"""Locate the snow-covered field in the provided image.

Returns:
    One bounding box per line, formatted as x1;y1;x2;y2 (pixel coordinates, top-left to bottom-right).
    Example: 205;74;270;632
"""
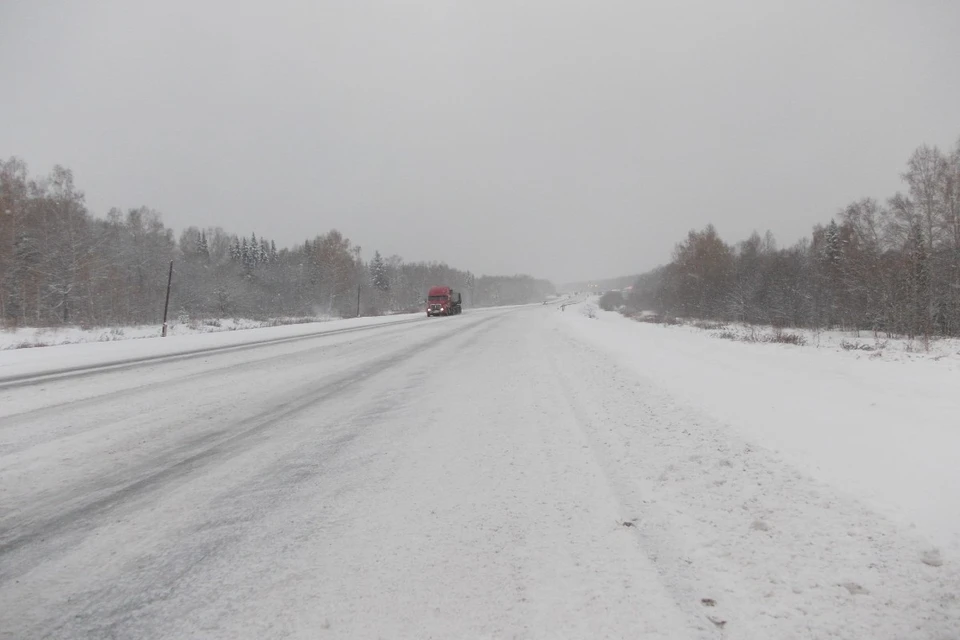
570;300;960;556
623;311;960;365
0;303;956;638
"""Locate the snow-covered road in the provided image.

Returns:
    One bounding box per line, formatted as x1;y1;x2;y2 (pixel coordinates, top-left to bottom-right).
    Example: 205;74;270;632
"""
1;305;956;639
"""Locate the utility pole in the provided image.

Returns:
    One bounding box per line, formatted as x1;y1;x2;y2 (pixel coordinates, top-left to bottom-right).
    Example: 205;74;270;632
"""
354;245;362;318
161;260;173;337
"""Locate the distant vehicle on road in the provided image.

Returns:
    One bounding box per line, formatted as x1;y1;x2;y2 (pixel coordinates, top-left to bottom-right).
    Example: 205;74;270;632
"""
426;286;462;317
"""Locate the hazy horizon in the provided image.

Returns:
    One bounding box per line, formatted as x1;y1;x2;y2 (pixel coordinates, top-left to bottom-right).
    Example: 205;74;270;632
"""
3;0;960;284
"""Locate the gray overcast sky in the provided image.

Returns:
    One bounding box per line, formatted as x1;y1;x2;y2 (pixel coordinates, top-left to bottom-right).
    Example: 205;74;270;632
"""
2;0;959;283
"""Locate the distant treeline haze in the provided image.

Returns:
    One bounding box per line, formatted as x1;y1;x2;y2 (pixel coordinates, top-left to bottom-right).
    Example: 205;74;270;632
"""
628;137;960;338
0;158;554;328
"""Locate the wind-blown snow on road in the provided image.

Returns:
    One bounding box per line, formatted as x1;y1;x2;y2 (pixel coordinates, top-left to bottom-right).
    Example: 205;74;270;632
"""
0;305;956;638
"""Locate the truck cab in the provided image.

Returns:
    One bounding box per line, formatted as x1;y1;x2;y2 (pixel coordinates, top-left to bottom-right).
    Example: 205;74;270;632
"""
426;286;463;316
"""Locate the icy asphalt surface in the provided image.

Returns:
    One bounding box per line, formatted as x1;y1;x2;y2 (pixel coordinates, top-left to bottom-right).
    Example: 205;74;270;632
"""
1;305;957;639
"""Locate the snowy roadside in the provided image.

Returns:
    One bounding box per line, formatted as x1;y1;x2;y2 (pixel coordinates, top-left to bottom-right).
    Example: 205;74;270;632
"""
0;312;425;383
0;315;358;350
621;308;960;365
0;303;551;352
557;301;960;560
546;311;960;638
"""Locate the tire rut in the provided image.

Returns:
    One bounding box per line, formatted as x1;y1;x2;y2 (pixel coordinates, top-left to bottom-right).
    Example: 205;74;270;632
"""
0;313;505;579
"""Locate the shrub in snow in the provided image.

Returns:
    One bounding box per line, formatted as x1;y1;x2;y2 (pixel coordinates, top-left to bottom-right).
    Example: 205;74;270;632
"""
13;341;46;349
769;329;806;346
839;339;887;352
692;320;728;331
598;291;624;311
622;307;653;319
581;304;599;319
711;326;806;346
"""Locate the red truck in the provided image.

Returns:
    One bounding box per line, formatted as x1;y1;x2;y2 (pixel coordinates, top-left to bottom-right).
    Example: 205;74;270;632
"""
426;286;463;317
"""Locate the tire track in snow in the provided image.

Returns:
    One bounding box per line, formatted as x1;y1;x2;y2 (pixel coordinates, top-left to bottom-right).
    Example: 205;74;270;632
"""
548;317;960;639
0;316;429;389
0;316;440;423
0;312;508;580
538;339;725;638
0;311;510;639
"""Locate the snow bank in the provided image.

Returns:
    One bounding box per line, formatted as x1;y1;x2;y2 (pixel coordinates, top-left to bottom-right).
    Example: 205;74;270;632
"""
558;302;960;557
648;317;960;364
0;316;346;350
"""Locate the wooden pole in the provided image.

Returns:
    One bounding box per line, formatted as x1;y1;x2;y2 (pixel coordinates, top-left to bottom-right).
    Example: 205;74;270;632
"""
161;260;173;337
